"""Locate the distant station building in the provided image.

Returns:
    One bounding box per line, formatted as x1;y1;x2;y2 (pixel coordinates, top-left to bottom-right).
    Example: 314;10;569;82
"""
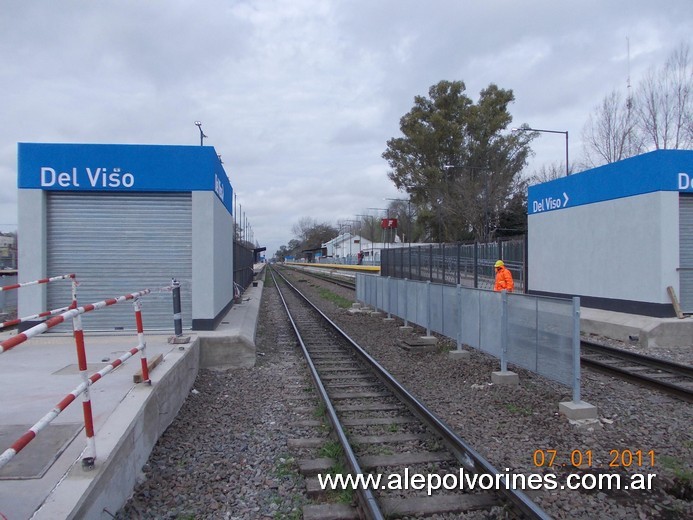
17;142;235;331
528;149;693;317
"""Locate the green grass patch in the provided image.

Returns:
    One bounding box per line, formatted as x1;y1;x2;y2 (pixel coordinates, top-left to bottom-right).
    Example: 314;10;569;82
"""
317;287;353;308
505;403;533;416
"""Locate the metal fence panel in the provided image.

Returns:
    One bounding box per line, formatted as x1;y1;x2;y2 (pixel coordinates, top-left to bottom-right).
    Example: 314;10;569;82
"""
459;287;480;349
507;294;540;371
414;280;428;329
478;290;502;357
355;275;576;390
536;297;574;385
441;284;459;339
430;282;443;334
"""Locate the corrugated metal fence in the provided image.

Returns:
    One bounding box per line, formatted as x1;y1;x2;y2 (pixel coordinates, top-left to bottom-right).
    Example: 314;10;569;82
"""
356;274;582;401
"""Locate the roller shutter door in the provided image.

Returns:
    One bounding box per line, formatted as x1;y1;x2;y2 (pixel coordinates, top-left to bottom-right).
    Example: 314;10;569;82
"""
47;192;192;331
679;194;693;313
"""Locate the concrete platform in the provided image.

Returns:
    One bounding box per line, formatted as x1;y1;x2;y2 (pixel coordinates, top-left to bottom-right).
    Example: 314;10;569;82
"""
0;277;264;520
581;307;693;350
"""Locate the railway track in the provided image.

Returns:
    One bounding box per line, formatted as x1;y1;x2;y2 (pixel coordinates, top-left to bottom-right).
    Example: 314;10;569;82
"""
282;263;357;290
581;339;693;403
270;265;551;520
287;263;693;403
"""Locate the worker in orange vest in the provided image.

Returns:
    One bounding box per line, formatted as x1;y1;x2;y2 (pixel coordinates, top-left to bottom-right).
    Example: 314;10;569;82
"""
493;260;514;292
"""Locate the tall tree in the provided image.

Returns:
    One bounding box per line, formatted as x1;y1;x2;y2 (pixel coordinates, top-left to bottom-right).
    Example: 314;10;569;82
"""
636;43;693;150
383;80;533;242
581;89;643;167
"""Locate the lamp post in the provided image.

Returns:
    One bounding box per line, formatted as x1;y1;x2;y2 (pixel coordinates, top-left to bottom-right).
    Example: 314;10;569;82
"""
367;207;390;246
512;127;569;176
345;219;361;264
194;121;207;146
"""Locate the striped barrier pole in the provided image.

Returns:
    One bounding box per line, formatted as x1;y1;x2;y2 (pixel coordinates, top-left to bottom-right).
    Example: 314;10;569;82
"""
0;339;150;471
72;312;96;470
71;275;79;310
0;273;75;292
1;289;151;355
133;297;150;384
0;306;71;330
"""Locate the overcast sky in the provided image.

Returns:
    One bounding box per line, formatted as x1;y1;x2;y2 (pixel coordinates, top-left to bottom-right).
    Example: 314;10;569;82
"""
1;1;691;256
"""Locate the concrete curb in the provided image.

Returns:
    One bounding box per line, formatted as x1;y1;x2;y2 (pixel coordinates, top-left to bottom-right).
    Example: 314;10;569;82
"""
197;279;263;369
33;340;200;520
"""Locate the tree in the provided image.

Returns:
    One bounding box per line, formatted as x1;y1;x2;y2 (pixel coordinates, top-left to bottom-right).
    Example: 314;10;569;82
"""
581;89;643;168
636;43;693;150
383;80;534;242
286;217;337;258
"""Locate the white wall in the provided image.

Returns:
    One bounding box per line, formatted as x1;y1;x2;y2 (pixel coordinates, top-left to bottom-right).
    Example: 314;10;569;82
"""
17;189;47;317
528;191;679;305
192;192;234;322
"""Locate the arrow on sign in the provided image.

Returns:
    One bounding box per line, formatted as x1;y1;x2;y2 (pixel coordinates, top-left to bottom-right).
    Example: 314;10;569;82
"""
563;192;569;206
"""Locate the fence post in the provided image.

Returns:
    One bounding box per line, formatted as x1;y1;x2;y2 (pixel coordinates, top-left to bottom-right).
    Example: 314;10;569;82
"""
572;297;581;403
386;277;392;319
72;313;96;470
426;281;432;336
172;278;182;337
70;275;78;310
456;284;462;350
473;242;479;288
404;279;409;328
500;290;508;372
133;297;150;385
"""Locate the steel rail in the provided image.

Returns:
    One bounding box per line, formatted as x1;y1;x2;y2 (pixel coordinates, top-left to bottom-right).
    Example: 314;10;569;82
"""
269;266;384;520
272;265;552;520
282;264;356;290
581;340;693;403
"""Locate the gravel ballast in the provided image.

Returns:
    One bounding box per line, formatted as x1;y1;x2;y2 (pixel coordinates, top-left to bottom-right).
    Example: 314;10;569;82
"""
118;270;692;519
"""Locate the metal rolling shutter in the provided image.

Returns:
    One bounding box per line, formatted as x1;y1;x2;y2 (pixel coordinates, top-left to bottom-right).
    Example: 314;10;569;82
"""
679;194;693;313
47;192;192;331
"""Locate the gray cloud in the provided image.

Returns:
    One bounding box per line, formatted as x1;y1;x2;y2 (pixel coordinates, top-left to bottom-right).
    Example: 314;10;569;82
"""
1;0;690;254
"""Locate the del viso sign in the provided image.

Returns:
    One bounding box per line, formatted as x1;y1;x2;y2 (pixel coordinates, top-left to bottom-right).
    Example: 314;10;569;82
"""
41;166;135;188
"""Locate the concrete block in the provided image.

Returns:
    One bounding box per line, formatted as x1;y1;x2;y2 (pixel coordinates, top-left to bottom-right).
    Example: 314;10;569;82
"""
368;311;383;317
399;325;413;332
448;350;471;361
491;370;519;386
383;317;396;323
196;281;262;369
559;400;598;420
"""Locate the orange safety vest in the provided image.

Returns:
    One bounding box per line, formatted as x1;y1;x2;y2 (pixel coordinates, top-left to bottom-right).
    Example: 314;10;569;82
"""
494;266;514;292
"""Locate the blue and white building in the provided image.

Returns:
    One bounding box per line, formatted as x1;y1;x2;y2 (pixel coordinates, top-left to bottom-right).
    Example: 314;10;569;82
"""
17;143;235;331
528;149;693;317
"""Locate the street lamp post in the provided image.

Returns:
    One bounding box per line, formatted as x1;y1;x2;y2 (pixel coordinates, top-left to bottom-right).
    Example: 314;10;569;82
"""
368;208;390;246
344;219;362;264
513;127;569;176
194;121;208;146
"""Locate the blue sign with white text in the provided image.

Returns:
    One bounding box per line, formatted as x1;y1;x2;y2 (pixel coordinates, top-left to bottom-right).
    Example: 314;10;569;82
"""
18;143;234;215
528;150;693;215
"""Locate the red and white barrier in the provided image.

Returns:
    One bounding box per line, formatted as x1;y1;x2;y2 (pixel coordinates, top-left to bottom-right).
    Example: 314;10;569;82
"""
0;289;149;354
0;287;161;471
0;273;77;331
0;273;75;293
